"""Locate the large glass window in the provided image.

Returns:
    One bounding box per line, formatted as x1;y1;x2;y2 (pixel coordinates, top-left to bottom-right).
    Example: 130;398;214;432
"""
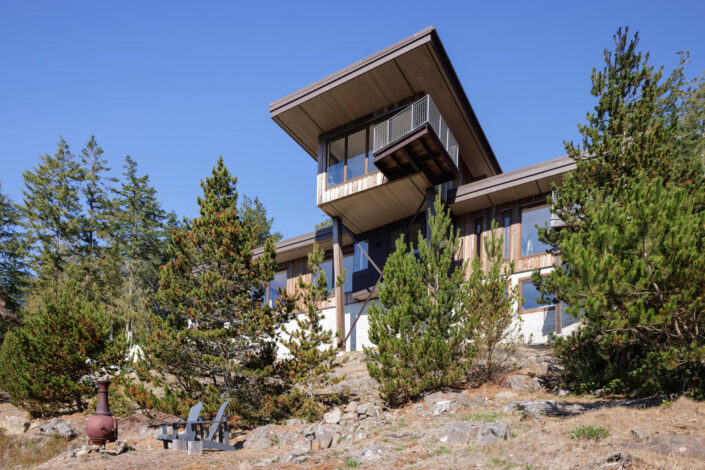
343;255;354;293
502;210;511;259
326;124;379;187
353;240;369;272
520;278;555;312
474;217;483;258
318;260;333;291
521;205;551;256
268;271;287;307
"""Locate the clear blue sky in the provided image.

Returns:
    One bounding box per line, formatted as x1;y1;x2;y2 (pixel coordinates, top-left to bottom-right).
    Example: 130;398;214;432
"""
1;1;703;239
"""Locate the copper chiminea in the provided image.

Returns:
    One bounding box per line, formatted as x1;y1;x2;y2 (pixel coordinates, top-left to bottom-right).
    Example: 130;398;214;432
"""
85;379;118;445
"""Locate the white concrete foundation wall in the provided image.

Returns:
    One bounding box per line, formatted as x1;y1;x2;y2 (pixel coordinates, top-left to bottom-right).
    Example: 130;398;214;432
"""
276;267;581;356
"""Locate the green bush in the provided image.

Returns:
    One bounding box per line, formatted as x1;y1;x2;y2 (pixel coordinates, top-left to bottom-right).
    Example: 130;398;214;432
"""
569;425;609;441
0;285;118;417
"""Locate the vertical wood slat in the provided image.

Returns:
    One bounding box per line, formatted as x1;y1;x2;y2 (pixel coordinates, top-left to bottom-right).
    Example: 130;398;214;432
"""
332;217;345;349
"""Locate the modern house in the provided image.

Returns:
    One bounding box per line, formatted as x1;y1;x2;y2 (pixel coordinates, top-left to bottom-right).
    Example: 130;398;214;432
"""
265;26;578;351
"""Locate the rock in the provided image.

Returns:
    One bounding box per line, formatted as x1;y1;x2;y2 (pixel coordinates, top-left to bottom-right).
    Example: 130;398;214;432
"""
556;388;570;397
255;458;278;467
424;422;477;445
593;388;606;398
494;391;518;401
476;422;510;445
355;402;373;416
470;394;488;407
505;374;531;391
424;391;448;404
137;425;161;438
647;434;705;460
630;427;648;443
323;408;342;424
603;452;633;469
75;450;89;458
314;425;339;449
356;445;388;462
344;401;359;413
283;445;309;463
285;418;305;426
0;415;30;435
342;411;358;422
243;424;277;449
527;377;544;391
40;418;77;439
432;400;452;416
520;406;541;421
238;462;253;470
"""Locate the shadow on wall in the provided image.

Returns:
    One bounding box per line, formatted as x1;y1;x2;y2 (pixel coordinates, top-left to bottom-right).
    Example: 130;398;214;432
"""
540;307;577;338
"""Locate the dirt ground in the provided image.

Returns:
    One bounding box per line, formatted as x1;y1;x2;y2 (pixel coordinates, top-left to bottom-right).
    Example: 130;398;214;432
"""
3;347;705;470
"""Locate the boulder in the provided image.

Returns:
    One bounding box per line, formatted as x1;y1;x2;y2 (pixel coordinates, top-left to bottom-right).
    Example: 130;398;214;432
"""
243;424;277;449
494;391;518;401
356;445;388;463
323;408;342;425
647;434;705;460
314;425;339;449
470;394;488;407
630;427;648;443
432;400;452;416
0;415;30;435
344;401;358;413
476;422;510;445
505;374;531;391
341;411;358;422
39;418;77;439
423;422;477;446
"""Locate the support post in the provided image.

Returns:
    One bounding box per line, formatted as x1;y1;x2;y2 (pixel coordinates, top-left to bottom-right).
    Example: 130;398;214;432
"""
332;216;345;350
554;253;563;335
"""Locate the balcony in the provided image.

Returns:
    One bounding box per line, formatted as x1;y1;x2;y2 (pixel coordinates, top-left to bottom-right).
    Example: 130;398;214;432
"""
372;95;459;186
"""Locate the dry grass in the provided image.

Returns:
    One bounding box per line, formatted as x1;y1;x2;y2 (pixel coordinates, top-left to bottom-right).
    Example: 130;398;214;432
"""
0;428;71;469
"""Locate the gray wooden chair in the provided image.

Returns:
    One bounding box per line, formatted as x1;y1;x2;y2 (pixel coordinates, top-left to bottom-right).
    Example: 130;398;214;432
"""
156;401;203;449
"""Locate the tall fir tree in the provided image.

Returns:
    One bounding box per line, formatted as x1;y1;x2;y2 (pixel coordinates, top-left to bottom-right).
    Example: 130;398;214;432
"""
365;196;474;406
240;194;282;245
539;28;705;395
21;137;83;300
147;157;294;420
0;184;29;313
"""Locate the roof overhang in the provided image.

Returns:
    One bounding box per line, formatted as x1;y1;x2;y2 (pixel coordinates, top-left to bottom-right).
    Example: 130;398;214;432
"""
269;26;502;178
449;156;575;214
253;226;354;265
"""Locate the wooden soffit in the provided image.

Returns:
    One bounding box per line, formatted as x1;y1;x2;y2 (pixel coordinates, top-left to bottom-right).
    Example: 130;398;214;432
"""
269;26;502;178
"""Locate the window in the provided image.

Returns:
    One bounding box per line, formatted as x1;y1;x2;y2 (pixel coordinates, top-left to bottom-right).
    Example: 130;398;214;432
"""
474;216;483;258
520;205;551;256
502;210;511;259
343;255;354;293
318;260;333;290
390;218;424;254
326;125;378;187
319;256;355;293
268;271;287;307
353;240;369;272
520;277;555;312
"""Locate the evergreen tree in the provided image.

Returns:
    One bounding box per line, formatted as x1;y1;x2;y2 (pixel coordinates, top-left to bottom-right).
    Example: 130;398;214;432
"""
78;136;117;302
110;156;171;340
147;157;294;420
466;221;523;382
540;28;705;395
0;282;116;417
21;138;83;300
281;244;337;393
365;196;474;406
240;194;282;245
0;184;29;314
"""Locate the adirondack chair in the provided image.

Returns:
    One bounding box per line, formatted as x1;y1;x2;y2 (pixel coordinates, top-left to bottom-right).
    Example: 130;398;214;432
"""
197;398;236;451
155;401;203;449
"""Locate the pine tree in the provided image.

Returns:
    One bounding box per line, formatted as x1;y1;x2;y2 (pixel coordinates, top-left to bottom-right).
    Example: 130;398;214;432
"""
0;282;115;417
365;196;473;406
540;28;705;395
281;243;337;393
21;137;83;300
147;157;294;420
465;221;523;382
240;194;282;245
0;184;29;314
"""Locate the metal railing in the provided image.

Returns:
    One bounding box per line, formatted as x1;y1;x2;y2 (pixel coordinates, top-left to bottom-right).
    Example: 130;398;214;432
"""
372;95;459;167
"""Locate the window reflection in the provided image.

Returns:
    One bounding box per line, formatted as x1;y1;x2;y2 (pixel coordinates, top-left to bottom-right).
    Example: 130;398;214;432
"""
521;205;551;256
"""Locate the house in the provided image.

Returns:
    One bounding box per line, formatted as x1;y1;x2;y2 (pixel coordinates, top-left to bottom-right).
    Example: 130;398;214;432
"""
265;26;579;351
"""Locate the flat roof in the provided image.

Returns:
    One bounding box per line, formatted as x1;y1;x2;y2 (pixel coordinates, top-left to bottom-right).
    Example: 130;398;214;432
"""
270;26;502;179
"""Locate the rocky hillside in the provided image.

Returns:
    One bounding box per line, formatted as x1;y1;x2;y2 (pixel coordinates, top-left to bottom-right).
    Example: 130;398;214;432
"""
2;347;705;469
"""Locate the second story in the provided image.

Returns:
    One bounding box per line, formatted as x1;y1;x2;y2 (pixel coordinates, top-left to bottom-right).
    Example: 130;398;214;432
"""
269;26;502;235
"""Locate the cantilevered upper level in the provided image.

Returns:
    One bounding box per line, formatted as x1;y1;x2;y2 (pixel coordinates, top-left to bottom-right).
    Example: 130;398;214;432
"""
270;26;502;234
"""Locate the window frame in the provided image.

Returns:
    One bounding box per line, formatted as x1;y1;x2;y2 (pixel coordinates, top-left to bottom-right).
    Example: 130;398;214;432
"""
266;270;288;307
517;275;554;314
502;209;512;259
519;203;551;259
325;123;380;188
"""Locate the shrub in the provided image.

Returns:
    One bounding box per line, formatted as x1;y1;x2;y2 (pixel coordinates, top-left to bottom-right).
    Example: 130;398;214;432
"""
569;425;609;441
0;284;116;417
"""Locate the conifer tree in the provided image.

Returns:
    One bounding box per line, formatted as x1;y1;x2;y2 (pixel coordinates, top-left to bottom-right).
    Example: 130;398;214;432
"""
0;184;29;314
148;157;294;419
21;138;83;300
540;28;705;395
281;244;337;393
365;196;473;406
0;282;115;417
240;194;282;245
466;221;523;382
